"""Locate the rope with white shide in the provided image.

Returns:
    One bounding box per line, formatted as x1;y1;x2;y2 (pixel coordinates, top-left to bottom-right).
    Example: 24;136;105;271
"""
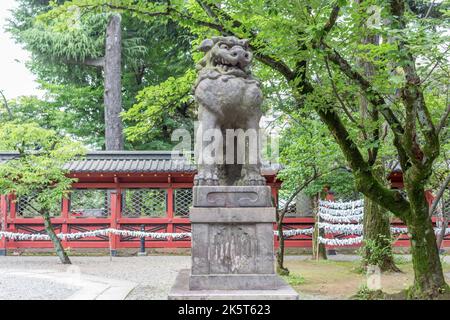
0;199;448;244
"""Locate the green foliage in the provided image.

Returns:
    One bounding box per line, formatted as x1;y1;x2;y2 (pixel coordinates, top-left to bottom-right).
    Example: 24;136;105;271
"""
353;284;385;300
277;110;356;200
360;234;394;267
0;123;86;211
123;69;197;148
6;0;195;149
282;273;305;286
1;84;104;147
394;255;409;265
17;0;448;198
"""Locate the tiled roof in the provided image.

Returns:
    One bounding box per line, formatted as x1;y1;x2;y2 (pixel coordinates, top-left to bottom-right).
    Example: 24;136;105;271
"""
0;151;195;173
0;151;280;175
65;151;196;173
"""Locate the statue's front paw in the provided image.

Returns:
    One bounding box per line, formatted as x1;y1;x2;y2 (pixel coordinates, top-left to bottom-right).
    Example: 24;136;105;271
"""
244;174;266;186
194;173;219;186
205;172;219;186
193;174;202;186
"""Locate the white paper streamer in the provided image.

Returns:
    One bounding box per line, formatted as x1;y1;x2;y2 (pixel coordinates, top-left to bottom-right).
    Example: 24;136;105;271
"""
318;222;363;235
274;228;314;237
318;236;364;246
319;199;364;209
318;212;363;223
318;206;364;216
434;228;450;236
0;228;191;241
0;227;315;241
390;227;409;234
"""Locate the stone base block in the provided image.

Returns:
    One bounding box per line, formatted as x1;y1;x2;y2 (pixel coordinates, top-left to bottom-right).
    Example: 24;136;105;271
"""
190;208;276;277
0;249;6;256
168;269;299;300
189;274;283;290
193;186;272;207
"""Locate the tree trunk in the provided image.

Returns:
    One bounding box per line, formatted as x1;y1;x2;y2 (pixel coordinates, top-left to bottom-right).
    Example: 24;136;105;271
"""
354;12;400;272
42;212;71;264
276;218;289;275
404;173;447;298
104;13;124;150
407;212;447;298
362;195;400;272
436;200;448;250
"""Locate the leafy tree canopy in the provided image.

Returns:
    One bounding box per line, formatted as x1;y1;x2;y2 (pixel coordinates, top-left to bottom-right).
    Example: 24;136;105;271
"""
6;0;196;149
0;122;86;209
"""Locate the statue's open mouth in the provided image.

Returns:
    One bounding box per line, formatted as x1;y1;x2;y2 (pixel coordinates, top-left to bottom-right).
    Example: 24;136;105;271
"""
212;56;247;75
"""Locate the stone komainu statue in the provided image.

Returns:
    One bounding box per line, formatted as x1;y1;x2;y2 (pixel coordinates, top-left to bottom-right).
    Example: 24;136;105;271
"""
193;36;265;186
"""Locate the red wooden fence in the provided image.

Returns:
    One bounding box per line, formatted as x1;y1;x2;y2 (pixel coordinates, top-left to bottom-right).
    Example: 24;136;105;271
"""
1;185;448;252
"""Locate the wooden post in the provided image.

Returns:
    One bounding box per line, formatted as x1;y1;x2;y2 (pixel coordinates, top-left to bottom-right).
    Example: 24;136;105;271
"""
167;187;174;247
271;185;278;207
109;190;120;256
104;13;124;150
9;194;16;235
61;197;70;249
0;195;7;255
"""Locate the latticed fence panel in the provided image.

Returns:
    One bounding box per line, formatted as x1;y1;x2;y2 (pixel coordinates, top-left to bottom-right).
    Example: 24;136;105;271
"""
333;192;364;202
122;189;167;217
277;198;297;216
16;193;61;217
70;189;110;217
174;188;192;217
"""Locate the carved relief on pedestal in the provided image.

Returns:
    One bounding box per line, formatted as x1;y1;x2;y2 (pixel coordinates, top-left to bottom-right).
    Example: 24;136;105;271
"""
209;224;257;274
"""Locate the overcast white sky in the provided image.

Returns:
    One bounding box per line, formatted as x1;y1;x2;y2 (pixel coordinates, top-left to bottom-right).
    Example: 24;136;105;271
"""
0;0;41;99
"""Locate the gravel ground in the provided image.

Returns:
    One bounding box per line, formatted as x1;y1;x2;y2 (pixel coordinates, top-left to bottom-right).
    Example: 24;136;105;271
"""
0;273;77;300
0;255;448;300
0;256;190;300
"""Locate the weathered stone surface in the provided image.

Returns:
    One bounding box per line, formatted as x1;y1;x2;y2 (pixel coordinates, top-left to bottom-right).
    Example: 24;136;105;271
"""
190;207;276;223
193;186;272;207
193;36;266;187
168;269;299;300
168;36;299;300
189;274;283;290
190;208;275;278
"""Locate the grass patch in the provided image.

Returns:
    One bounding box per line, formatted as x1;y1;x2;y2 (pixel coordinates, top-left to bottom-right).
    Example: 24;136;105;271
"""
352;284;385;300
282;273;305;286
284;256;449;299
393;255;409;265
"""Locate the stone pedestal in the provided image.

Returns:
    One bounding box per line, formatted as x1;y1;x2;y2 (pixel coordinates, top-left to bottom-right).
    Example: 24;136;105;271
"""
168;186;299;300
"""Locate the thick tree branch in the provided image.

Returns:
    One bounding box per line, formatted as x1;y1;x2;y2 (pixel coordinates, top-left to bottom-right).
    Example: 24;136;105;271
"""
316;102;410;219
390;0;439;167
437;103;450;135
83;57;105;67
76;1;297;82
323;44;404;135
194;0;295;81
429;174;450;217
322;5;340;35
314;5;405;139
324;58;368;139
0;90;13;120
318;42;411;170
279;166;345;218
